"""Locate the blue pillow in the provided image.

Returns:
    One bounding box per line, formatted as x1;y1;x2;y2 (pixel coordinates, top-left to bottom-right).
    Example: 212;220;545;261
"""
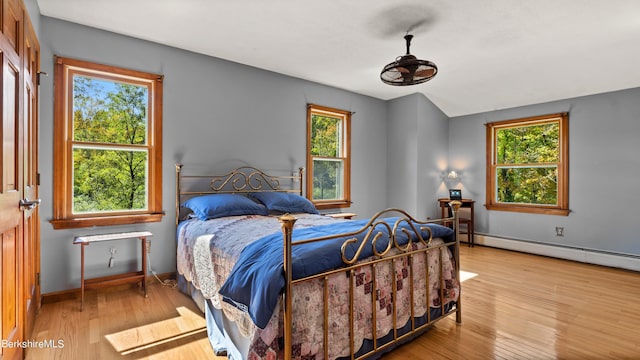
249;192;319;214
183;194;268;220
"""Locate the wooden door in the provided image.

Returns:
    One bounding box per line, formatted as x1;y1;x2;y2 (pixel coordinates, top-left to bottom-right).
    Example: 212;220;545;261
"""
1;0;40;359
1;0;25;357
22;12;39;340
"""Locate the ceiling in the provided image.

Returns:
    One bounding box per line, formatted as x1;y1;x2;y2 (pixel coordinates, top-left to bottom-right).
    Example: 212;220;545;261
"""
36;0;640;117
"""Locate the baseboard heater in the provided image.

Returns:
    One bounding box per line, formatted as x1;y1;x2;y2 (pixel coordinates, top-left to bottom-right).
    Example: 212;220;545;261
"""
475;234;640;272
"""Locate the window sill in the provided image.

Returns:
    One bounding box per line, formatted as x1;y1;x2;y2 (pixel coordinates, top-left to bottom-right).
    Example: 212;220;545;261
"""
314;201;351;211
50;213;164;230
485;204;569;216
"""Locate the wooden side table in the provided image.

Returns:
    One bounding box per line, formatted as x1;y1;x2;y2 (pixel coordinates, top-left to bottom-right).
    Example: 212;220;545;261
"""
73;231;152;311
437;198;475;247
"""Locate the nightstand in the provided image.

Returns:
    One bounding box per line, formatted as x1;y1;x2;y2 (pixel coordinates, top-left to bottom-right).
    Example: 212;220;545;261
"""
326;212;357;220
437;198;475;247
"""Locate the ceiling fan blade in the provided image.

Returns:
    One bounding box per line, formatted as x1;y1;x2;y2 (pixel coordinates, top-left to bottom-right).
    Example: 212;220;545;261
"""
386;71;404;81
415;68;435;78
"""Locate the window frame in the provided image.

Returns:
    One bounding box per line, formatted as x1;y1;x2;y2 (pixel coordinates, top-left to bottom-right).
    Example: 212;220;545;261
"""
51;56;164;229
306;104;351;210
485;113;569;216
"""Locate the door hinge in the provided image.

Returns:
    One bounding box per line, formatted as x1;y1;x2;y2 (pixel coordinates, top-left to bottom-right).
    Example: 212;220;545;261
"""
36;173;40;186
37;272;40;286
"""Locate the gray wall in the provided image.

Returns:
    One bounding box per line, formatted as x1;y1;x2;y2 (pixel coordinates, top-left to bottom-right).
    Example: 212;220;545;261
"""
37;17;396;293
386;93;449;219
449;87;640;256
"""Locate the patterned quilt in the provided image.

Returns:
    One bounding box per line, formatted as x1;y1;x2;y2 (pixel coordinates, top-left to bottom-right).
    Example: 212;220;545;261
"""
177;214;459;359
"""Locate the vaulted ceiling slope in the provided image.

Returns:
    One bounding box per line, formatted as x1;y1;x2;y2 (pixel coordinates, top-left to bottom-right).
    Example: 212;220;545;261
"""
37;0;640;117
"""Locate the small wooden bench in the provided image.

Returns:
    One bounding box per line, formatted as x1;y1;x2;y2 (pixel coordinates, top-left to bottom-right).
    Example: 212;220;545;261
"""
73;231;152;311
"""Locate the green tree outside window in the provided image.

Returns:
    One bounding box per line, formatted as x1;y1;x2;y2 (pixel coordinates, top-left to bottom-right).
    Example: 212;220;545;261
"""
311;114;342;200
495;122;559;205
72;77;149;213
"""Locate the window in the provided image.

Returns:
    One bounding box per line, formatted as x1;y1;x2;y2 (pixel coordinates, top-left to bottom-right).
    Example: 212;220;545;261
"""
51;57;164;229
486;113;569;216
306;104;351;209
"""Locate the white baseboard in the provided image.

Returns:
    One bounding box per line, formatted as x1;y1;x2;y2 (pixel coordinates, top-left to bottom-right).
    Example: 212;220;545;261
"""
474;234;640;272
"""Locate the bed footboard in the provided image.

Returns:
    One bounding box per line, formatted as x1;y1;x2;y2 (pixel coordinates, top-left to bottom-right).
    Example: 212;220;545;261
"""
280;203;462;359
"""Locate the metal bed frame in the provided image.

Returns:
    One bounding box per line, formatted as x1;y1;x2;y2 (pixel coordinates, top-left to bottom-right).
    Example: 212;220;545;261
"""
175;163;462;359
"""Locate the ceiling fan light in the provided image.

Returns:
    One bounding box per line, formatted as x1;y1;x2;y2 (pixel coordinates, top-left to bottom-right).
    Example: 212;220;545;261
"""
380;35;437;86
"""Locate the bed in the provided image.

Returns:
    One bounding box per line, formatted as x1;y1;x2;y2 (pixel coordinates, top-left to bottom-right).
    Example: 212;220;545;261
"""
175;164;463;359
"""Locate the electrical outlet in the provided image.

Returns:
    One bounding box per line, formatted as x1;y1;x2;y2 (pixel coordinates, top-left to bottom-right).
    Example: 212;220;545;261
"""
108;247;117;268
555;226;564;237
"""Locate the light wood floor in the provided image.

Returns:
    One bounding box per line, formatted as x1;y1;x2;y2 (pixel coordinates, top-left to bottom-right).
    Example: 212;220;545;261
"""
26;246;640;359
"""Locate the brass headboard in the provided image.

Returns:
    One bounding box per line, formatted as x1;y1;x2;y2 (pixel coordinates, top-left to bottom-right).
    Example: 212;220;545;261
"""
175;164;304;225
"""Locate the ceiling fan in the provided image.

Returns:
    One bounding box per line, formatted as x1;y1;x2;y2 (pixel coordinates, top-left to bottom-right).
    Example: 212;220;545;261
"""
380;34;437;86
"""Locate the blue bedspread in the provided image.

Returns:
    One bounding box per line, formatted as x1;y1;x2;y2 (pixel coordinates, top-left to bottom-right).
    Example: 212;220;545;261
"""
218;217;453;329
